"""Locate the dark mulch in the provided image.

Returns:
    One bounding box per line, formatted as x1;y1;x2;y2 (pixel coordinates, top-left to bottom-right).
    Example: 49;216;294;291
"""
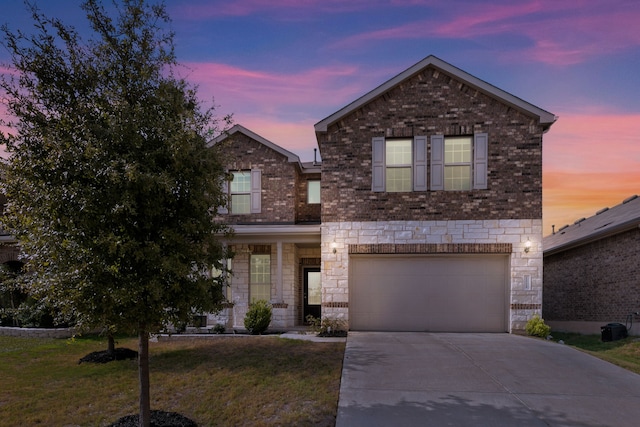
109;410;197;427
78;348;138;364
318;331;348;338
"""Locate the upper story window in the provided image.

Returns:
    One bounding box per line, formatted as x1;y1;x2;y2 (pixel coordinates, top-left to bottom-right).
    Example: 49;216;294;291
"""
444;137;472;191
219;169;262;215
385;139;412;192
307;180;321;204
372;136;427;192
373;133;488;192
230;171;251;214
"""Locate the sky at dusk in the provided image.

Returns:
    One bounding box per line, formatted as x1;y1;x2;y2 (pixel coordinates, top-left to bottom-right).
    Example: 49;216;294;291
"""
1;0;639;237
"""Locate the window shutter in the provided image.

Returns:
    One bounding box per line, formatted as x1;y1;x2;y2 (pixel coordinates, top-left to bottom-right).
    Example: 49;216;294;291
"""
371;137;385;192
473;133;488;190
413;136;427;191
250;169;262;213
218;179;229;214
430;135;444;191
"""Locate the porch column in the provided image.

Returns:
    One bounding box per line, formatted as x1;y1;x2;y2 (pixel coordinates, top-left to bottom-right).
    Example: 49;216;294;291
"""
276;240;283;302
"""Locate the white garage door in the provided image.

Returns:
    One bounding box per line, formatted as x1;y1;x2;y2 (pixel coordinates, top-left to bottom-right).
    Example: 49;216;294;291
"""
349;255;509;332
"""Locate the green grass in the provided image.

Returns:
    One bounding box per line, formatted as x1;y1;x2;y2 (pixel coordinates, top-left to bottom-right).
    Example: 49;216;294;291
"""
551;331;640;375
0;334;345;426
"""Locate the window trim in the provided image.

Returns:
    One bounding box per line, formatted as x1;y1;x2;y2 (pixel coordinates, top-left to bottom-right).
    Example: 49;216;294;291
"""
430;133;488;191
250;253;271;304
372;136;427;192
222;169;262;214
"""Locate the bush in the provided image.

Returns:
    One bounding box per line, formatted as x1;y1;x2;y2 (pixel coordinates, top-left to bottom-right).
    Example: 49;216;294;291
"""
244;300;272;335
305;315;347;337
526;315;551;338
212;323;225;334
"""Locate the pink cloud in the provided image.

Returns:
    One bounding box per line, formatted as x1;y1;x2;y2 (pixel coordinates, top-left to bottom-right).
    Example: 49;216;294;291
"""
332;1;640;66
179;61;367;118
234;115;319;161
543;112;640;234
171;0;386;20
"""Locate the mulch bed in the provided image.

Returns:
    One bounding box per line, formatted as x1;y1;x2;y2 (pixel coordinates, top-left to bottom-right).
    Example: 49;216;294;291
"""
78;347;138;364
109;410;197;427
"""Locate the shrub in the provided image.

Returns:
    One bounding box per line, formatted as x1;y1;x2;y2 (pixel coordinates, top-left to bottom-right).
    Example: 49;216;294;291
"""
305;314;321;333
244;300;272;335
305;315;347;337
212;323;225;334
526;315;551;338
318;317;347;337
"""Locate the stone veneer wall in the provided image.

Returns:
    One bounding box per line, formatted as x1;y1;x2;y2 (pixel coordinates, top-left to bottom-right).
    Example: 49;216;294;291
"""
0;327;74;338
223;243;300;330
321;219;542;332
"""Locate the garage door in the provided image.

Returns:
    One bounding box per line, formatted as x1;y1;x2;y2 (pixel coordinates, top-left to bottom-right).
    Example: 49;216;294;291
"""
349;255;508;332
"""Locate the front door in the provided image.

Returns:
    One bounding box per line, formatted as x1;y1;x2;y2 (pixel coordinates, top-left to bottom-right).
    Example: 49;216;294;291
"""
303;268;321;321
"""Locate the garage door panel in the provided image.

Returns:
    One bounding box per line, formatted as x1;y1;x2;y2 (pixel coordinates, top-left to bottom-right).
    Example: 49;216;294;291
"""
350;255;508;332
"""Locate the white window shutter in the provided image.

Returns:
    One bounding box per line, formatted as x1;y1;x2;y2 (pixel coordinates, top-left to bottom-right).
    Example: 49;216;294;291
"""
413;136;427;191
371;137;385;192
218;179;229;214
250;169;262;213
473;133;488;190
430;135;444;191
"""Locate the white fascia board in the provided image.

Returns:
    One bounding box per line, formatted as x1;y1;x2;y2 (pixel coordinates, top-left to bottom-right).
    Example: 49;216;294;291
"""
225;224;321;244
314;55;557;133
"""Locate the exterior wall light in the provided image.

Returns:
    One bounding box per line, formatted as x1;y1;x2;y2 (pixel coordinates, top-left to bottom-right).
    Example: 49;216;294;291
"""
331;242;338;254
524;238;532;253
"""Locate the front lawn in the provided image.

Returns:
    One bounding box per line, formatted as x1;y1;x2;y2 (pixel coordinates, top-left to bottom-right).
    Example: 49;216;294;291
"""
0;334;345;426
551;331;640;375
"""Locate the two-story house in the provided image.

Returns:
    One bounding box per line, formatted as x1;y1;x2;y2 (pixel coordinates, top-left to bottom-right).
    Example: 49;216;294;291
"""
214;55;556;333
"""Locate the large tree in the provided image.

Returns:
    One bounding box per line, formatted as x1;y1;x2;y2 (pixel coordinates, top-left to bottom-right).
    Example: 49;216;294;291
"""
0;1;231;425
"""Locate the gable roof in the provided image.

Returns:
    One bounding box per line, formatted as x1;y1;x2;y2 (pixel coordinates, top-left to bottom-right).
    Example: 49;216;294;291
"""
212;124;300;162
210;124;321;173
314;55;557;133
543;195;640;256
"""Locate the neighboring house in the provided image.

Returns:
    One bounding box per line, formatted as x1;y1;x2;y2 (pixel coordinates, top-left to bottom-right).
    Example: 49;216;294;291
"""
543;195;640;335
215;55;556;333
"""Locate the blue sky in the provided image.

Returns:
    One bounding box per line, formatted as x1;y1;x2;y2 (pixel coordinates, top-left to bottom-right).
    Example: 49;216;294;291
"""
1;0;639;235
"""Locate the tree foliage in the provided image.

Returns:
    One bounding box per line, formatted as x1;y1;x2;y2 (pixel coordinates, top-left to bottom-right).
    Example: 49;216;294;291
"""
0;1;231;424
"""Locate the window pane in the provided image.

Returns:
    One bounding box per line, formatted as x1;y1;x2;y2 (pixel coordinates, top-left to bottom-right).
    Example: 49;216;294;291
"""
250;284;270;303
386;139;412;166
230;171;251;193
445;165;471;191
307;272;322;305
386;167;412;192
307;180;321;204
250;254;270;282
231;194;250;214
250;254;270;303
445;137;471;164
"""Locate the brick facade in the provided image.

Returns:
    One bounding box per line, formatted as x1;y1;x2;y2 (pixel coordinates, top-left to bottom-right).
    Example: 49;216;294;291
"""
295;173;321;223
543;227;640;324
317;65;544;223
219;132;298;224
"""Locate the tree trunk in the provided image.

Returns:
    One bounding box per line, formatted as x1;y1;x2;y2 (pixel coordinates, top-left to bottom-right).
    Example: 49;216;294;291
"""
107;333;115;355
138;324;151;427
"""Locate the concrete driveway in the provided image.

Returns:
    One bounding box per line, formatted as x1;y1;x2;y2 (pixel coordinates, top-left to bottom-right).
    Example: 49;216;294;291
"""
337;332;640;427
